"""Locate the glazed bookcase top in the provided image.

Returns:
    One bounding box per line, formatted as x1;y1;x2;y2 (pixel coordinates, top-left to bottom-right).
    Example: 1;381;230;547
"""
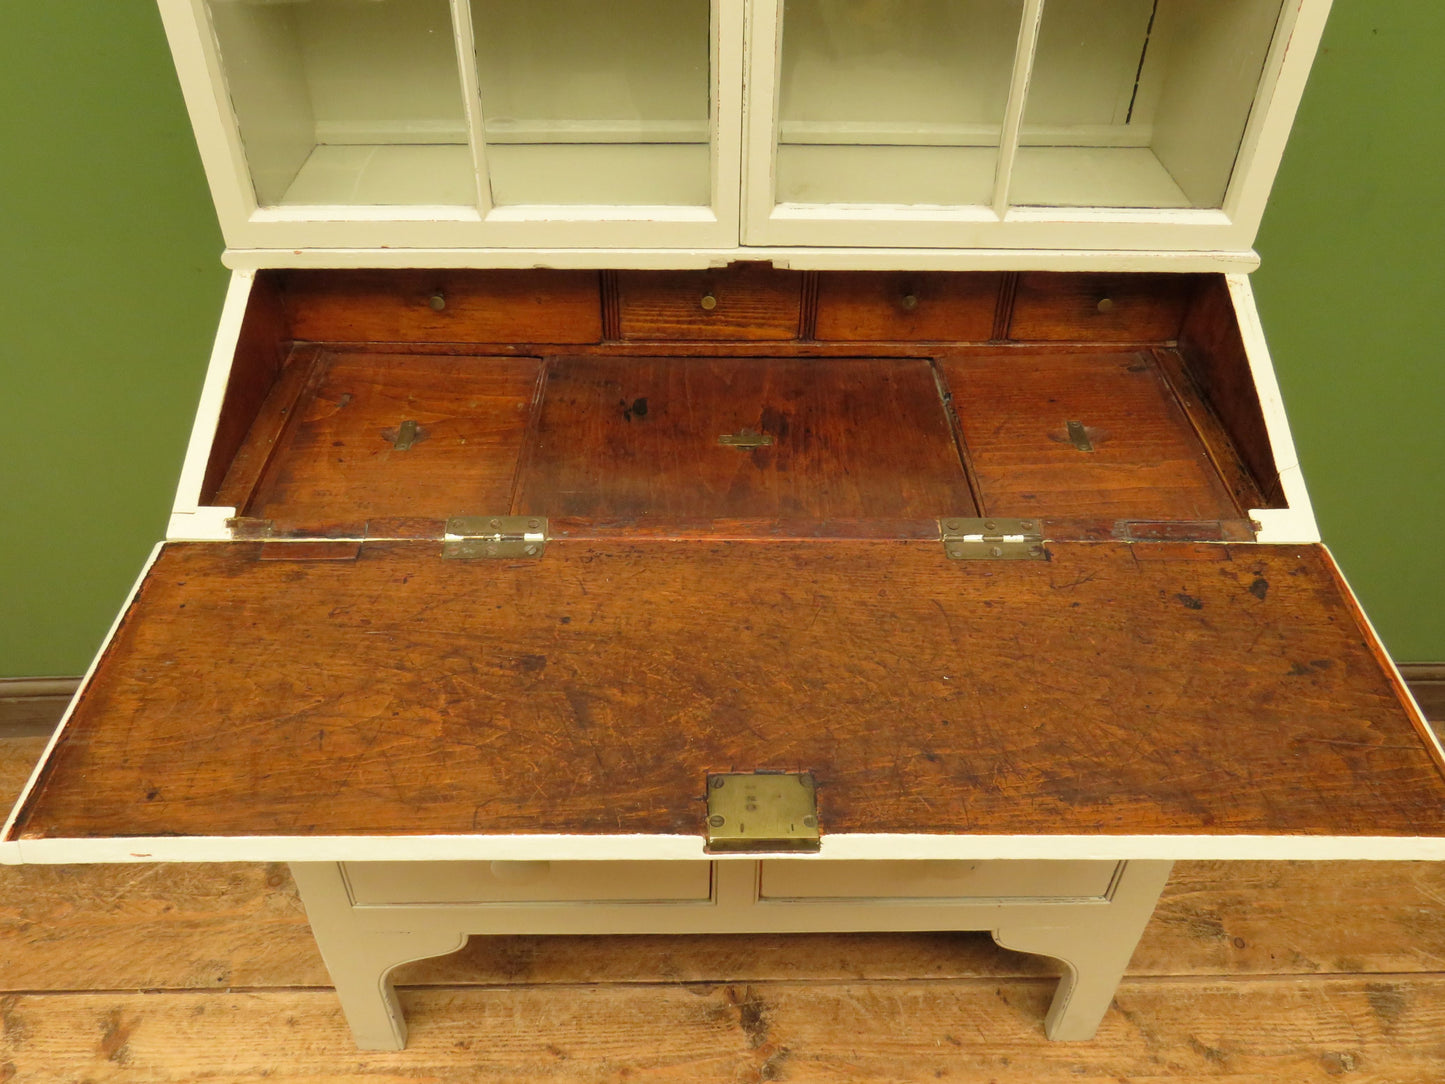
158;0;1333;263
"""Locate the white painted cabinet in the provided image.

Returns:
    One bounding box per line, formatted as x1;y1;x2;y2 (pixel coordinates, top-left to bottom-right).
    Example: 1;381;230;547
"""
160;0;1330;263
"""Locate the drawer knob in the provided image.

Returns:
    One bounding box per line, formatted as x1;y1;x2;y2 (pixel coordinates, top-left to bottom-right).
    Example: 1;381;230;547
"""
1096;297;1115;314
699;292;718;311
900;292;919;312
489;860;551;883
428;291;447;312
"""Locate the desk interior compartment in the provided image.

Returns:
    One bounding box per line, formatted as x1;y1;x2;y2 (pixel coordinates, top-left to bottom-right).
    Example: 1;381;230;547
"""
192;268;1289;542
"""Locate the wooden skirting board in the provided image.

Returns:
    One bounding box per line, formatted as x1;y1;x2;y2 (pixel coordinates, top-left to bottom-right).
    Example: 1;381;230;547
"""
1;663;1441;740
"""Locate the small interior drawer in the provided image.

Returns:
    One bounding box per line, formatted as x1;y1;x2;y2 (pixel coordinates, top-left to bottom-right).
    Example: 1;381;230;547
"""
759;860;1119;901
282;269;604;344
343;861;713;906
1009;273;1194;342
813;271;1002;341
615;267;803;340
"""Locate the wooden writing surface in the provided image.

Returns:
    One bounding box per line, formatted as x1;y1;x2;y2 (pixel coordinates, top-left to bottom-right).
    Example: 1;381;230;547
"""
13;540;1445;844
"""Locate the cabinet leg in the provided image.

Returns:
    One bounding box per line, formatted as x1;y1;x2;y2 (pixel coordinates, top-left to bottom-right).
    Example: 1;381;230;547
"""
991;860;1173;1041
289;862;468;1050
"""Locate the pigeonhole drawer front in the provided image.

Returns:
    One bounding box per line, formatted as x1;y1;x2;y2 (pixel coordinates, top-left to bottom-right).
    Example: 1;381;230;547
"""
343;861;713;906
759;860;1120;902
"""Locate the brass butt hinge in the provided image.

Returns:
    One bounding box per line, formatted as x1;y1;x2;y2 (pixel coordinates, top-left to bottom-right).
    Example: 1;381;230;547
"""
443;516;547;559
705;772;820;854
940;517;1046;561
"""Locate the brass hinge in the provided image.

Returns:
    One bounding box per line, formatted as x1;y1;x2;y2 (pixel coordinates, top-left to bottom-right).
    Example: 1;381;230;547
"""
443;516;547;559
705;772;820;854
940;517;1046;561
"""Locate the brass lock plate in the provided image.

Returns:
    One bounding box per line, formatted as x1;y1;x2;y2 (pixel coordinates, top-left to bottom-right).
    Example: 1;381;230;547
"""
705;772;820;853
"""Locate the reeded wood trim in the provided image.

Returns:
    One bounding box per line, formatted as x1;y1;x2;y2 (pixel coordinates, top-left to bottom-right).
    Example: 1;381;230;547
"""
0;678;81;738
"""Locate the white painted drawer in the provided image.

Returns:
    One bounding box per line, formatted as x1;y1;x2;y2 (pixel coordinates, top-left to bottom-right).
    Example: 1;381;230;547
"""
343;861;712;906
759;860;1119;902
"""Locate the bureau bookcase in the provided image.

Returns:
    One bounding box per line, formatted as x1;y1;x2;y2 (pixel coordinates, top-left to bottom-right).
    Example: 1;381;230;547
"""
7;0;1443;1053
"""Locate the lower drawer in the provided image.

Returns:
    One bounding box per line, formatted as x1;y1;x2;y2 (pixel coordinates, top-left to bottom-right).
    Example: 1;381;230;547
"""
759;860;1119;901
342;861;713;906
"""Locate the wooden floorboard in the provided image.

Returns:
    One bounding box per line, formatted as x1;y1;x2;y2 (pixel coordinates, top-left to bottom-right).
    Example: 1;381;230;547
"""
4;738;1445;1080
2;979;1443;1083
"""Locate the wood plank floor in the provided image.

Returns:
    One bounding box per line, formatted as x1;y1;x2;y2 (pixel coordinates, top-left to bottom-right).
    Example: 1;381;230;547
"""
3;735;1445;1081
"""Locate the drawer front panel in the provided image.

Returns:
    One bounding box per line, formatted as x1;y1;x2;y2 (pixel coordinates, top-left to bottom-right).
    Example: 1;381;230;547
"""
813;272;1003;341
344;861;712;906
759;860;1119;901
283;270;604;344
1009;273;1194;342
616;269;803;340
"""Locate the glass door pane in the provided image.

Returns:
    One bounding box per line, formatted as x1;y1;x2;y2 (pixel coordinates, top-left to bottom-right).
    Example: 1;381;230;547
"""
470;0;711;206
205;0;474;208
1012;0;1285;209
776;0;1024;207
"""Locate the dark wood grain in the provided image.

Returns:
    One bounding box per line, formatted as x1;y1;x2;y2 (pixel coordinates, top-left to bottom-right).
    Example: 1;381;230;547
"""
513;355;975;522
199;274;291;504
941;352;1242;520
1009;272;1196;342
238;352;541;532
14;540;1445;842
1178;275;1286;506
212;345;324;512
615;267;804;340
812;272;1002;341
1153;347;1269;513
281;269;603;345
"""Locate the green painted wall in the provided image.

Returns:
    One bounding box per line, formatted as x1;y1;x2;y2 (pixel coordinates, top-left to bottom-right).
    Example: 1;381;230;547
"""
1;5;1441;677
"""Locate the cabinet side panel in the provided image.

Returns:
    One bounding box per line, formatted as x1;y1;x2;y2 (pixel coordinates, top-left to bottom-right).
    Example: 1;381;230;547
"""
1176;275;1284;507
199;272;292;505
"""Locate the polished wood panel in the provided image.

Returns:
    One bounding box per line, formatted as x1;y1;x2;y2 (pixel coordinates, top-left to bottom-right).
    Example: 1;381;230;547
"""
615;267;804;340
812;271;1002;341
14;541;1445;841
1009;272;1196;342
941;351;1241;520
281;269;603;345
199;274;290;504
1178;275;1286;506
235;352;541;532
514;356;974;521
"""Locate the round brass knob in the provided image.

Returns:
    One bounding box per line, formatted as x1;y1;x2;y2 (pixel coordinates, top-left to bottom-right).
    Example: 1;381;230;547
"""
428;291;446;312
1096;297;1115;314
700;293;718;311
901;293;919;312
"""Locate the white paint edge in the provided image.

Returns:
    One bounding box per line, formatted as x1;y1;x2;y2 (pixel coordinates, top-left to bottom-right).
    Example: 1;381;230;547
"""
14;831;1445;866
220;246;1261;273
168;269;255;524
1320;544;1445;770
1226;273;1321;544
1;545;167;864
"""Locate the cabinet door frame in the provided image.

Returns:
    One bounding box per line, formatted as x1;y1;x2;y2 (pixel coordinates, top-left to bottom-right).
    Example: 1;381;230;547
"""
741;0;1330;253
157;0;745;251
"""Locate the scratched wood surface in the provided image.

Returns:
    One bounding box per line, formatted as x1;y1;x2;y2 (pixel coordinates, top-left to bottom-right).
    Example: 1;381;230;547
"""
2;978;1443;1083
514;356;976;521
232;352;542;531
941;351;1243;521
12;540;1445;841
